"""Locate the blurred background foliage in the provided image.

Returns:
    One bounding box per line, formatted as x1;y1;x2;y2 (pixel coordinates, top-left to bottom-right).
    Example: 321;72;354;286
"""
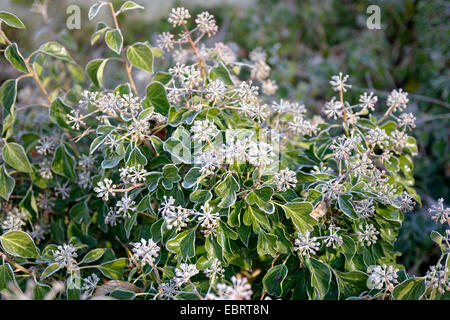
1;0;449;275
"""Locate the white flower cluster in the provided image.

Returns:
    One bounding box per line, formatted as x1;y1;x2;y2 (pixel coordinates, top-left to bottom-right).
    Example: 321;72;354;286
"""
207;276;253;300
425;264;450;294
357;224;380;246
94;178;116;201
158;196;194;231
131;238;160;267
53;243;78;270
428;198;450;225
367;265;399;291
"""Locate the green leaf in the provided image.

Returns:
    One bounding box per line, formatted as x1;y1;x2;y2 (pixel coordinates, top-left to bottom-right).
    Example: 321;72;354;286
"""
215;173;240;208
166;227;196;260
91;22;109;45
49;98;73;129
4;43;28;73
337;194;358;219
279;202;317;233
39;42;75;63
182;167;202;189
81;248;106;264
2;143;33;173
41;263;61;280
334;270;368;300
127;42;153;73
0;12;26;29
126;146;148;167
86;59;108;88
263;264;288;297
98;258;127;280
52;144;77;181
119;1;144;13
88;2;107;20
0;230;40;258
146;81;170;116
209;62;234;85
305;257;331;300
0;79;17;115
257;231;278;257
0;263;17;291
105;29;123;55
392;277;426;300
0;165;15;201
246;186;274;214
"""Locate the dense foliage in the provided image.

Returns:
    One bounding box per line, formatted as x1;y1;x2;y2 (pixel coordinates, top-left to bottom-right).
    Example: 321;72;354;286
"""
0;1;448;300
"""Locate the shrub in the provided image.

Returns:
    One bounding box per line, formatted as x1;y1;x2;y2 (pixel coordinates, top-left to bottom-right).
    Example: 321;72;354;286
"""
0;2;448;300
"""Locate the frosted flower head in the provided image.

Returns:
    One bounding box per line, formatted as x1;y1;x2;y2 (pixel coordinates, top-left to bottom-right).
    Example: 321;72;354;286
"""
236;81;259;104
397;113;416;130
131;238;160;267
94;178;116;201
191;120;218;143
324;97;343;120
105;208;121;226
359;92;377;111
274;168;297;192
428;198;450;225
115;194;136;218
330;72;352;92
157;32;174;51
366;128;389;148
357;224;379;246
324;224;343;248
197;203;220;237
387;89;409;112
204;259;225;278
54;182;71;200
426;264;450;294
54;243;78;270
175;263;199;285
195;11;218;36
294;231;320;257
168;7;191;27
206;80;226;104
367;264;399;291
354;199;375;218
261;79;278;96
1;213;25;232
82;273;100;297
209;276;253;300
36;137;57;155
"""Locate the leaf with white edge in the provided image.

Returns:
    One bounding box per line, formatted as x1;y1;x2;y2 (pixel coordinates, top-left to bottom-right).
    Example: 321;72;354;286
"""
0;11;26;29
88;2;108;20
91;22;109;45
279;202;317;233
105;29;123;55
39;42;75;64
338;194;358;219
0;230;40;258
127;42;153;73
126;146;148;167
41;263;61;280
0;79;17;115
263;264;288;297
50;98;73;130
52;144;77;181
0;165;15;201
305;257;331;300
215;173;240;208
86;59;108;88
81;248;106;264
98;258;127;280
2;143;33;173
209;62;234;85
246;186;274;214
392;277;426;300
4;43;28;73
146;81;170;116
333;270;368;300
119;1;144;13
166;227;196;260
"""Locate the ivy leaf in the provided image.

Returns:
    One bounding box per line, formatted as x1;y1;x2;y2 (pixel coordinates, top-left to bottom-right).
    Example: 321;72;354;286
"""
39;42;75;64
88;2;108;20
2;142;33;173
98;258;127;280
0;263;17;291
0;230;40;258
182;167;202;189
263;264;288;297
338;194;358;219
215;173;240;208
333;270;368;300
105;29;123;55
86;59;108;88
257;230;278;257
0;165;15;201
49;98;73;130
41;263;61;280
0;11;26;29
209;62;234;85
279;202;317;233
119;1;144;13
166;227;196;261
392;278;426;300
126;146;148;167
0;79;17;115
4;43;28;73
52;144;77;181
81;248;106;264
246;186;274;214
127;42;153;73
305;257;331;300
146;81;170;116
